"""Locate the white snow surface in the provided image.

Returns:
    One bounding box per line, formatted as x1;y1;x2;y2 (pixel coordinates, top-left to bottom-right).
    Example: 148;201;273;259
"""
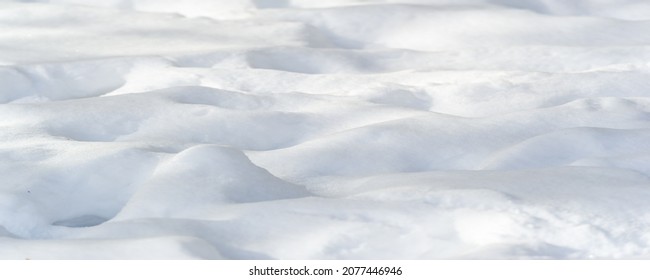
1;0;650;259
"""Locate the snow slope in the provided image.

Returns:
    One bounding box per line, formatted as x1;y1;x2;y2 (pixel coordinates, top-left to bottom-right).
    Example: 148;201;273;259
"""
2;0;650;259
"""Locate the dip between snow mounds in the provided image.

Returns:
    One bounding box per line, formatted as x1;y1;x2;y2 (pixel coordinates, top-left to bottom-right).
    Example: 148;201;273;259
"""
2;0;650;259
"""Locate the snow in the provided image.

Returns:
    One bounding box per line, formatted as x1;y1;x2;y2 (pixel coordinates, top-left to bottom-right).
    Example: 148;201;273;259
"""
1;0;650;259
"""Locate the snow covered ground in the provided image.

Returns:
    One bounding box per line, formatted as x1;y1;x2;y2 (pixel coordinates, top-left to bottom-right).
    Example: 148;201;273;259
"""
2;0;650;259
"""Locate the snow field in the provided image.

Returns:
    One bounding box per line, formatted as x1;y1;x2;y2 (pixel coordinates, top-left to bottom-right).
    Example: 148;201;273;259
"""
1;0;650;259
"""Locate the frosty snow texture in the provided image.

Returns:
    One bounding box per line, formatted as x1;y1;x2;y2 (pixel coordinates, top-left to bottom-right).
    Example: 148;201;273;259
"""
1;0;650;259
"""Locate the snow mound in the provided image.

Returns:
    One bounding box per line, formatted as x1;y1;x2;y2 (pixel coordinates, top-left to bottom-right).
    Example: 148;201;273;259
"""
114;145;309;220
1;0;650;259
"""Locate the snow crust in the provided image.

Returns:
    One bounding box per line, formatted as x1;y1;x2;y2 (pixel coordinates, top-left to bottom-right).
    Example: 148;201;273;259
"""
2;0;650;259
